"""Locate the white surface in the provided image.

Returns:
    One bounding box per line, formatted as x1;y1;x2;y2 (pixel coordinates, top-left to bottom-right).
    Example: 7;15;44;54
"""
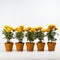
0;0;60;60
0;50;60;60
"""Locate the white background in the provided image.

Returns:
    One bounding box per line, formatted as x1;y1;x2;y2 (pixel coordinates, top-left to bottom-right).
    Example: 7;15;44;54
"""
0;0;60;60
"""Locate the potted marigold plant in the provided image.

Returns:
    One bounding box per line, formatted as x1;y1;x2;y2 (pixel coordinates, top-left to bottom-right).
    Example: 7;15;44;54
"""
35;26;46;51
46;24;58;51
15;25;24;51
25;27;36;51
2;25;14;51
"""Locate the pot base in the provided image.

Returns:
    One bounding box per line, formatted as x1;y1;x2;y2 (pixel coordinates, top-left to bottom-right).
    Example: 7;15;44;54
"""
5;42;13;51
47;42;56;51
37;42;45;51
26;42;35;51
15;42;24;51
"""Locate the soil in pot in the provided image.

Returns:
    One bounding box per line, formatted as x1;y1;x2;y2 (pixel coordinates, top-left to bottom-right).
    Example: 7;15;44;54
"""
26;42;35;51
47;42;56;51
5;42;13;51
15;42;24;51
37;42;45;51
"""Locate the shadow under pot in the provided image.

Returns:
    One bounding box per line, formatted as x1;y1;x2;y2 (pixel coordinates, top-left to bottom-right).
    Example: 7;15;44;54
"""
26;42;35;51
37;42;45;51
5;42;13;51
47;42;56;51
15;42;24;51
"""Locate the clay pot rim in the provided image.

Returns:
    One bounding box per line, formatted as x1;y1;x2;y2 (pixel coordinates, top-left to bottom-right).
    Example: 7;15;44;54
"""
37;42;45;45
47;42;56;44
5;42;13;44
15;42;24;44
37;42;45;44
26;42;35;44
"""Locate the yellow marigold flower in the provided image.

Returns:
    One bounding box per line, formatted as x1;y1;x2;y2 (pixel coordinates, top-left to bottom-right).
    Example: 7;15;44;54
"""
5;28;11;32
10;27;14;30
47;28;51;32
27;27;31;30
41;29;47;32
35;28;38;30
4;25;10;29
15;28;18;30
31;28;36;32
24;28;29;31
19;25;24;29
16;28;22;32
35;26;43;30
24;27;31;31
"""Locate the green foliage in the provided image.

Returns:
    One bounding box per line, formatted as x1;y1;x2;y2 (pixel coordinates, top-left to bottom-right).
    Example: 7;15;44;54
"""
46;29;57;42
2;29;13;42
25;31;36;42
15;32;24;42
35;30;45;42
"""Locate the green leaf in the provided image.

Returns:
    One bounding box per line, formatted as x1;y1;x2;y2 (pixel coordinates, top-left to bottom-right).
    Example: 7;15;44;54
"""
15;32;24;42
51;32;56;36
2;29;13;42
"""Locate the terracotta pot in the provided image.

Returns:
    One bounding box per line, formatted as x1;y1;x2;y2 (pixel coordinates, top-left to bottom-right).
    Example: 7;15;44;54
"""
26;42;35;51
47;42;56;51
15;42;24;51
5;42;13;51
37;42;45;51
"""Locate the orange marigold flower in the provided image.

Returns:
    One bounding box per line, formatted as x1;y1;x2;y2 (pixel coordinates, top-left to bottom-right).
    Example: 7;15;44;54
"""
19;25;24;29
16;28;22;32
48;24;57;29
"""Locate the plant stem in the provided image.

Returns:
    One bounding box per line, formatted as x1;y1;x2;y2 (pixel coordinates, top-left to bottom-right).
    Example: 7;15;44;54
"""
7;39;10;43
19;39;22;43
30;41;31;43
40;40;42;43
51;40;52;43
